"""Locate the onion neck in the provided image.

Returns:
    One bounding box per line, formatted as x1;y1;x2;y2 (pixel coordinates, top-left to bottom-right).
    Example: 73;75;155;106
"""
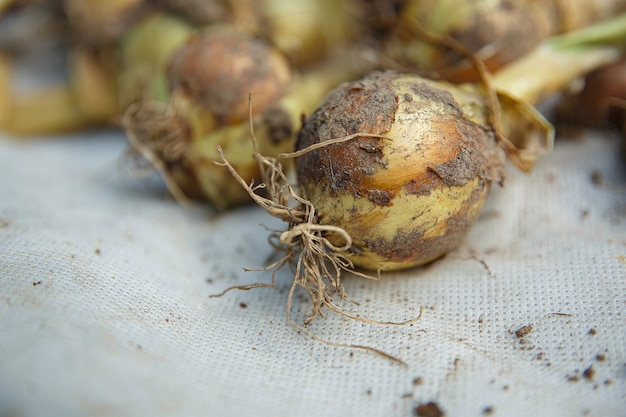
493;13;626;105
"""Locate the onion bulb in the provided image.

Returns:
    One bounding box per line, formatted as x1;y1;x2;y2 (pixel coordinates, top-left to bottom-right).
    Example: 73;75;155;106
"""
167;27;292;127
290;13;626;271
376;0;626;82
123;27;362;208
122;27;292;207
295;71;509;270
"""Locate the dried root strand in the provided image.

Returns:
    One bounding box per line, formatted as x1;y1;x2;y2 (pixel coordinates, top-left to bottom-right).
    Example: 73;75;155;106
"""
121;100;195;206
214;143;361;324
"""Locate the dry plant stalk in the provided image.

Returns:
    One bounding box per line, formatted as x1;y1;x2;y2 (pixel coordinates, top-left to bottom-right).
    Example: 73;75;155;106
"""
212;95;421;365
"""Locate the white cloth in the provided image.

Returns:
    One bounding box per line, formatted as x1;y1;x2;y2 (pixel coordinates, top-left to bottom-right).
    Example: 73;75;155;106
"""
1;128;625;417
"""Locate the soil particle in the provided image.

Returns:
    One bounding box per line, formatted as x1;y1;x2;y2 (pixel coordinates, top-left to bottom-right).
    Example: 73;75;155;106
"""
591;169;603;186
514;324;533;338
415;402;445;417
582;365;596;381
410;82;462;116
404;174;443;197
367;189;394;206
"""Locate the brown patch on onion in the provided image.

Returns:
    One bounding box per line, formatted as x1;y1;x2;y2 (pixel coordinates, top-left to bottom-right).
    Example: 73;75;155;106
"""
363;180;488;265
368;189;395;207
295;73;398;196
168;29;291;125
429;121;502;187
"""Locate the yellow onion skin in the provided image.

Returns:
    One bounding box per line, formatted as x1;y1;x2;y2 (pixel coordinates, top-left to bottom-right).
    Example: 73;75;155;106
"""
295;71;507;271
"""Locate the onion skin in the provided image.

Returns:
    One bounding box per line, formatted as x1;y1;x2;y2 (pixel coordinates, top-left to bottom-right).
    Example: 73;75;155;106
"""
177;54;362;208
167;28;292;126
64;0;147;46
383;0;626;82
124;29;364;208
295;71;506;271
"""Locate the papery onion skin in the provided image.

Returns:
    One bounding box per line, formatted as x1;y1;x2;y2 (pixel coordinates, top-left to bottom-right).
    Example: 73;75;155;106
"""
295;71;507;271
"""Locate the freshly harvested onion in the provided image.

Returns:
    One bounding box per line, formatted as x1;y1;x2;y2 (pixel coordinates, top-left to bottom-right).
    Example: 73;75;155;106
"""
122;26;364;208
295;71;508;270
167;27;292;126
376;0;626;82
210;11;626;361
122;27;293;207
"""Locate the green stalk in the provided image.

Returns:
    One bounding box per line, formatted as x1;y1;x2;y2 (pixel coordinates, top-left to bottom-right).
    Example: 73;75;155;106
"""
494;13;626;104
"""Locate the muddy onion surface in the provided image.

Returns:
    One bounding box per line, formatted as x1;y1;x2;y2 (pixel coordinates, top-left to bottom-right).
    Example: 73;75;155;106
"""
295;71;507;271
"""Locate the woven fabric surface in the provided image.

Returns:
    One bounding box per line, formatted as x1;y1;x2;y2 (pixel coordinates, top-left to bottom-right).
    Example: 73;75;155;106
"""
0;128;624;417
